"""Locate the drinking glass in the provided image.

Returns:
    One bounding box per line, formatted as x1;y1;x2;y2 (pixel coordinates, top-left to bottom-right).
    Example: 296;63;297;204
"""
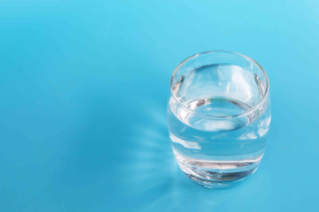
168;51;271;188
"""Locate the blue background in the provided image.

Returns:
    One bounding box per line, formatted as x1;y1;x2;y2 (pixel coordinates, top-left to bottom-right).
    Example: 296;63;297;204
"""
1;0;319;211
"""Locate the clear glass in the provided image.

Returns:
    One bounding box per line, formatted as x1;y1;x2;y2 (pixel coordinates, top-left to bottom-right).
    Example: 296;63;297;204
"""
168;51;271;188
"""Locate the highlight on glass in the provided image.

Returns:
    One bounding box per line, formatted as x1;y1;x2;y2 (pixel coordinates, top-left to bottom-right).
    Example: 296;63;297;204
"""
168;51;271;188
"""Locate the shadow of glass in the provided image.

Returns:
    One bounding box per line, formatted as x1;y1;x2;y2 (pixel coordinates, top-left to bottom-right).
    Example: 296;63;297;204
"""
46;95;239;211
117;104;235;211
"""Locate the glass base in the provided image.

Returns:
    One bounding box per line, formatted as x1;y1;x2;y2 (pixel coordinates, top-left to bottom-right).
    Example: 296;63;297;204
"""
175;151;261;189
185;173;248;189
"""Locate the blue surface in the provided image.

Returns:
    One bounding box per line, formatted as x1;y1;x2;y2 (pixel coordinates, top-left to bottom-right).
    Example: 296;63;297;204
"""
0;0;319;211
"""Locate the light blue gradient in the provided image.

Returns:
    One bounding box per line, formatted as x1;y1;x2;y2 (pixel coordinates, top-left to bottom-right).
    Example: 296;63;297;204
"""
0;0;318;211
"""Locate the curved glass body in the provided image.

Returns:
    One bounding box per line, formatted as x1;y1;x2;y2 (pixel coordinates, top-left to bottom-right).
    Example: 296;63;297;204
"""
168;51;271;188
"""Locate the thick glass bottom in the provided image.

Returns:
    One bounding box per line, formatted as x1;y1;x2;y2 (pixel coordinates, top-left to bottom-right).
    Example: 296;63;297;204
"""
174;150;261;189
185;173;249;188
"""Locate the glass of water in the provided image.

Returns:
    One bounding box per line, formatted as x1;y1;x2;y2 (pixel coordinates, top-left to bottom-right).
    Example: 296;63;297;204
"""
168;51;271;188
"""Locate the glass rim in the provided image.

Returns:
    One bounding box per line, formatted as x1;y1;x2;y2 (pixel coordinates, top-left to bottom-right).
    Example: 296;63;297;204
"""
170;50;270;119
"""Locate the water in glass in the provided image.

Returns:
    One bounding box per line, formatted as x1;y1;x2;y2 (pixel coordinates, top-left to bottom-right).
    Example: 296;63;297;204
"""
168;60;271;188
